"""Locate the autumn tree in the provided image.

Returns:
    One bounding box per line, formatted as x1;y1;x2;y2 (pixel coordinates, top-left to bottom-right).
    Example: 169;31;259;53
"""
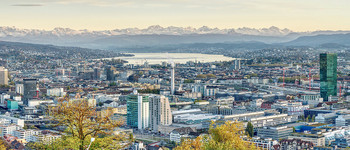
47;97;125;150
175;121;256;150
0;139;8;150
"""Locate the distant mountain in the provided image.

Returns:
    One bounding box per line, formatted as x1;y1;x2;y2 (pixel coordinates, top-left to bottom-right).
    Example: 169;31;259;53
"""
119;42;275;53
1;26;350;50
0;40;127;59
283;33;350;47
0;26;300;49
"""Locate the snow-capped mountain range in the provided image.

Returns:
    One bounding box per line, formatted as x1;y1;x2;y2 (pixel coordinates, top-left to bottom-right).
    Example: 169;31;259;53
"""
1;25;350;49
0;25;295;37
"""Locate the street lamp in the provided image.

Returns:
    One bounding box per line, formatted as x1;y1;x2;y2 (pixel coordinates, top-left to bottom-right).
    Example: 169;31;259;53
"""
86;137;95;150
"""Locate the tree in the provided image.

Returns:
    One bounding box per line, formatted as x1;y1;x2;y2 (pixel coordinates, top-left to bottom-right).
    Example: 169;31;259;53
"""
245;122;254;137
184;79;195;83
196;74;207;79
175;121;256;150
293;127;296;133
299;115;305;121
0;139;8;150
109;82;117;86
307;115;311;122
129;133;134;142
48;97;124;150
311;115;315;122
206;74;216;79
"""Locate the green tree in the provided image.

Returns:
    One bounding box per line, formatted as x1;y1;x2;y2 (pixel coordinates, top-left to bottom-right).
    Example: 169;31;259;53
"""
245;122;254;137
109;82;117;86
293;127;296;133
307;115;311;122
311;115;315;122
184;79;195;83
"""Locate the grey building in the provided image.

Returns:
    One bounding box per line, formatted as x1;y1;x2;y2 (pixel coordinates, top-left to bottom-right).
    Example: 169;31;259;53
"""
257;126;293;140
23;79;38;105
331;137;350;148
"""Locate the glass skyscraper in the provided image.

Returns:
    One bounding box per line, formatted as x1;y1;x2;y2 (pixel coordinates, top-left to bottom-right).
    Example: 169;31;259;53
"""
320;53;337;101
126;91;149;129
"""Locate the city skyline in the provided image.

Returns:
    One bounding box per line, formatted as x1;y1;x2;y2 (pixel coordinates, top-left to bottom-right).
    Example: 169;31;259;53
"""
1;0;350;31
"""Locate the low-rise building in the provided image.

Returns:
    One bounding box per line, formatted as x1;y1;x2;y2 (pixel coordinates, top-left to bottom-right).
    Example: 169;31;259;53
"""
256;126;293;140
288;133;326;146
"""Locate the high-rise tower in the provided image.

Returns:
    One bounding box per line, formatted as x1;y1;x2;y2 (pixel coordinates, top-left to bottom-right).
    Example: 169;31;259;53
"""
171;63;175;95
0;67;8;85
149;95;172;132
320;53;337;101
23;79;39;105
126;90;149;129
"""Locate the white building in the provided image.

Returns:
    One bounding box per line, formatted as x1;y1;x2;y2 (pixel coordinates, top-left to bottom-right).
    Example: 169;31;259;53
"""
138;95;149;130
249;114;293;127
0;124;21;136
210;96;235;105
316;113;337;124
47;88;66;97
149;95;172;132
170;130;181;143
0;93;10;105
0;115;24;127
33;133;61;144
13;129;41;142
15;84;24;95
301;94;323;107
336;115;350;127
250;99;264;108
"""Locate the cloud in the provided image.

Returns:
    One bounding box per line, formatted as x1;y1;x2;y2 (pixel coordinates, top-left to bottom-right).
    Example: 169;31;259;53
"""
11;4;43;6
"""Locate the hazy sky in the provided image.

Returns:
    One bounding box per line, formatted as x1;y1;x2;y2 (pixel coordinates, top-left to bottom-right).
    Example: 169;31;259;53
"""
1;0;350;31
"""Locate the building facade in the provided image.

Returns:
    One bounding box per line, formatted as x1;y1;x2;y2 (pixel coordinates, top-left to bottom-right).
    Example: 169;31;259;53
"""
23;79;38;105
320;53;337;101
0;66;8;85
256;126;293;140
149;95;172;132
126;92;149;129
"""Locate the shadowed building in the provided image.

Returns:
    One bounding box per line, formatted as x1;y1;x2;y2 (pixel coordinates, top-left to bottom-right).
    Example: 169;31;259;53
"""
23;79;38;105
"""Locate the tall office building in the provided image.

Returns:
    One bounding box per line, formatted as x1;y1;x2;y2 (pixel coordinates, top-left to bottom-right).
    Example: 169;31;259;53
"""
23;79;38;105
93;68;100;80
127;91;149;129
234;59;241;70
0;67;8;85
105;66;116;81
149;95;172;132
320;53;337;101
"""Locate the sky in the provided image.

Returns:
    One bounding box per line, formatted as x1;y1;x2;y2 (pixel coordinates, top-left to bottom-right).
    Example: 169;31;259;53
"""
1;0;350;31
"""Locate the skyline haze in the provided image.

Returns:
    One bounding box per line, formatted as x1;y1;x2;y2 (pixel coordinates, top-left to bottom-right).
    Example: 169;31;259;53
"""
1;0;350;31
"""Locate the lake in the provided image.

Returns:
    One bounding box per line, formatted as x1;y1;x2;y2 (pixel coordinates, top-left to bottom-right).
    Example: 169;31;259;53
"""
111;53;237;65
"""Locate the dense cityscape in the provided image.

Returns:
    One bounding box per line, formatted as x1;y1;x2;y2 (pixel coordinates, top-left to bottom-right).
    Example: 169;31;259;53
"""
2;0;350;150
0;40;349;150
